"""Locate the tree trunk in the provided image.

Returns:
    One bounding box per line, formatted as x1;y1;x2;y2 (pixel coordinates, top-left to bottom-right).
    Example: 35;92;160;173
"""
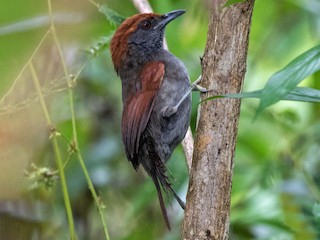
182;1;255;239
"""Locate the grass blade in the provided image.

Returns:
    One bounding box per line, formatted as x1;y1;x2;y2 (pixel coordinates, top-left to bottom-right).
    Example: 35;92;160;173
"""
204;87;320;103
99;4;126;27
257;45;320;113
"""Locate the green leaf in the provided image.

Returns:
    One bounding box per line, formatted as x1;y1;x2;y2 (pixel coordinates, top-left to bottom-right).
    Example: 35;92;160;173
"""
87;35;113;57
283;87;320;102
203;87;320;103
223;0;247;7
99;4;126;27
226;87;320;103
257;45;320;114
223;90;263;99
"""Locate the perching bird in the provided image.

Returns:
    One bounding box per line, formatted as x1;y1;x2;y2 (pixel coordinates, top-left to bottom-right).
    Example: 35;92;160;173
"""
110;10;192;229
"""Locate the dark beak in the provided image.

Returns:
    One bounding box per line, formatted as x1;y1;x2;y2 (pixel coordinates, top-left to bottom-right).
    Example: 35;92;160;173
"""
154;9;186;29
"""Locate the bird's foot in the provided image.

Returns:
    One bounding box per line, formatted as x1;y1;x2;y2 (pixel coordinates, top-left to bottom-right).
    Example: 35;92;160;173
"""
163;76;211;118
191;75;212;93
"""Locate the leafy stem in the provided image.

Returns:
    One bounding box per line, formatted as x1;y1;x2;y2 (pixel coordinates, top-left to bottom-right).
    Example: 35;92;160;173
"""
47;0;110;238
29;60;76;239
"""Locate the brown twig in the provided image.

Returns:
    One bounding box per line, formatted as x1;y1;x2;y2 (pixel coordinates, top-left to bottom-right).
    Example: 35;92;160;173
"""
132;0;153;13
131;0;194;172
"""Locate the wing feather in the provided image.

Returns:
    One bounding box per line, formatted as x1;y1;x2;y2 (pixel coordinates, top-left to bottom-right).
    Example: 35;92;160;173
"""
122;61;165;168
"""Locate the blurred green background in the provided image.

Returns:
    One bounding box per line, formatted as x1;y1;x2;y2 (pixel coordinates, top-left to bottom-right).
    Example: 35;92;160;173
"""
0;0;320;239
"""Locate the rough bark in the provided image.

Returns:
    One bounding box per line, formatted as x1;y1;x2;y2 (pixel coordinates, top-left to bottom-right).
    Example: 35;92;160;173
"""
182;1;255;239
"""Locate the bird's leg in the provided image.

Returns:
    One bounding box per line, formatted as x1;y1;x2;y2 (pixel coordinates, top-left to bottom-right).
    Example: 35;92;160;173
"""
191;75;208;93
163;75;210;117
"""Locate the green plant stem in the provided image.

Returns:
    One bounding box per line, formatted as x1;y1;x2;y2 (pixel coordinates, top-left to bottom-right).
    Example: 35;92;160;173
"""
47;0;110;238
0;29;51;106
29;61;76;239
68;67;110;240
76;148;111;240
88;0;100;8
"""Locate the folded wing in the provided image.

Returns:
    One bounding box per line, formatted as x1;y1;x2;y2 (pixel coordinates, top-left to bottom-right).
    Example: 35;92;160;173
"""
121;61;165;168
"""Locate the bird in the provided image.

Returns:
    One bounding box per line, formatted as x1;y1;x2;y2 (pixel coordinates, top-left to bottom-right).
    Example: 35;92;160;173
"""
110;9;192;230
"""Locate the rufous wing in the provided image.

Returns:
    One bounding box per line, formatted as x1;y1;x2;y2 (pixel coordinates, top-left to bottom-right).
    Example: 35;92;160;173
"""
122;61;165;168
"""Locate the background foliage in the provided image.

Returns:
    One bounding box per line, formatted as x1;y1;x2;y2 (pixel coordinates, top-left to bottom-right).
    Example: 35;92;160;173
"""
0;0;319;239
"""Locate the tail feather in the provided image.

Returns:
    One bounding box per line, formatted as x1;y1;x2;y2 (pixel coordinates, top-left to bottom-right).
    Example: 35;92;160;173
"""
140;139;185;229
166;184;185;210
150;156;185;229
150;174;171;230
155;160;186;210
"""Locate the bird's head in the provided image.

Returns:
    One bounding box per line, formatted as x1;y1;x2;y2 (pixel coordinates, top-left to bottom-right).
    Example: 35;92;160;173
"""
110;10;185;72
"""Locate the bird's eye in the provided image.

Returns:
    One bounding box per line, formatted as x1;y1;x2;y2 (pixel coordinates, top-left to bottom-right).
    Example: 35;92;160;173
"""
141;20;152;30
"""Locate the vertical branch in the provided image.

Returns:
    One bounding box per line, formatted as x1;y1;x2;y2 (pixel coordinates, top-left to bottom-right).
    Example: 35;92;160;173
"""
181;128;194;172
132;0;153;13
182;1;255;239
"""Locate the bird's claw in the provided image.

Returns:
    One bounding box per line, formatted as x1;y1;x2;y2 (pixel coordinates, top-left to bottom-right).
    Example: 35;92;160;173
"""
192;84;210;93
191;75;212;93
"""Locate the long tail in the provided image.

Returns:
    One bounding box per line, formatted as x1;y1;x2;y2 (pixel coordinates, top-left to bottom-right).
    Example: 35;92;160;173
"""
151;157;185;230
150;174;171;230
